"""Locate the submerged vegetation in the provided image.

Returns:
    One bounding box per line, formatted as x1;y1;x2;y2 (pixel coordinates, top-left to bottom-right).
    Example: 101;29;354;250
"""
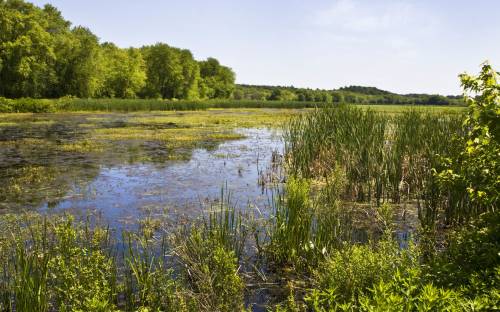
0;109;296;211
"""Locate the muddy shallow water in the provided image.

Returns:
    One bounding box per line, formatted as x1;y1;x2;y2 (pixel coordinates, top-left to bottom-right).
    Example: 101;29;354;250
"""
0;113;284;228
42;128;283;227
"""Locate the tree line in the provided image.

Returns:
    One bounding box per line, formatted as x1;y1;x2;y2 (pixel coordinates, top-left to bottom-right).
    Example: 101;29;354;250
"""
234;85;464;105
0;0;235;99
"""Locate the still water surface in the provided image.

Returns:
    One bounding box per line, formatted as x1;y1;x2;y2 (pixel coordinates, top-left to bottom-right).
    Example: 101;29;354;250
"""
43;128;283;227
0;117;283;228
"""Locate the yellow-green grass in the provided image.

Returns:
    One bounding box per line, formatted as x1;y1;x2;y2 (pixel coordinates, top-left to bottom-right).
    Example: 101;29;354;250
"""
120;108;301;128
354;104;466;114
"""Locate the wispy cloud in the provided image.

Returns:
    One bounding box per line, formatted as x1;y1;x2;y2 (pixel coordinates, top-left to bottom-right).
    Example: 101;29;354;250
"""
310;0;439;60
313;0;432;34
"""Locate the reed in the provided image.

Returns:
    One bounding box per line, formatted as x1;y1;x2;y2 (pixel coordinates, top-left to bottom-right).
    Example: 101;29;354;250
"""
284;105;465;227
267;169;352;269
205;188;248;260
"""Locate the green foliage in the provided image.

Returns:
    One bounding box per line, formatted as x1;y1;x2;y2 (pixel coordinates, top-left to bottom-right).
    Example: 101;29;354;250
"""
0;0;57;98
357;266;499;311
0;0;234;100
199;57;235;99
429;211;500;291
358;269;464;312
306;233;417;308
436;63;499;224
305;239;499;311
141;43;201;100
100;44;146;98
235;84;464;106
47;218;117;311
175;227;245;312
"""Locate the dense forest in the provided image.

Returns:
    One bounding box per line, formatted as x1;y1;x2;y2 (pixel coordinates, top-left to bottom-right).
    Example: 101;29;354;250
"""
0;0;235;100
1;0;463;105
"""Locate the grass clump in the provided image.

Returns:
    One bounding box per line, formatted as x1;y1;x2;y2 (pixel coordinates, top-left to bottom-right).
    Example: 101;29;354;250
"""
0;207;248;311
0;214;117;311
175;227;245;312
285;104;464;225
267;167;351;270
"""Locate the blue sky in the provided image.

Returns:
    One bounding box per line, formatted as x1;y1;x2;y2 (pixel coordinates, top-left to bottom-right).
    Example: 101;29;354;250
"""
31;0;500;95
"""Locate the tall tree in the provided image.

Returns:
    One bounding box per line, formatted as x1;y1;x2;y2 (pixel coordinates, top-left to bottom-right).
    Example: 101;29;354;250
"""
0;0;56;98
0;0;234;100
199;57;235;99
142;43;200;99
61;27;103;98
100;43;146;98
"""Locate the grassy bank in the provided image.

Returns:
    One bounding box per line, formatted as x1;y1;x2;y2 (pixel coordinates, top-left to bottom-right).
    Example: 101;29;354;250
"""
0;185;497;311
0;97;465;113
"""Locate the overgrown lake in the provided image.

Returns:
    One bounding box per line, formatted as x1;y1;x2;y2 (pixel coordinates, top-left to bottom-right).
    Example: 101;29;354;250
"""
0;110;291;228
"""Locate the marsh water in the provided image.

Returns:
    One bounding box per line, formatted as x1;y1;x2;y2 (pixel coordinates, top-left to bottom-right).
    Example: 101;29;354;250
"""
0;113;284;229
42;128;283;227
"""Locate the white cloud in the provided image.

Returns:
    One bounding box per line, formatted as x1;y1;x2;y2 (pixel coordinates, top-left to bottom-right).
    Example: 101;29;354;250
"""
313;0;429;34
310;0;440;61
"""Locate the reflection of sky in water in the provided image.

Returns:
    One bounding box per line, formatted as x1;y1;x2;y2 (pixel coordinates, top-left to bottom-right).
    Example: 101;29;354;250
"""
43;128;283;228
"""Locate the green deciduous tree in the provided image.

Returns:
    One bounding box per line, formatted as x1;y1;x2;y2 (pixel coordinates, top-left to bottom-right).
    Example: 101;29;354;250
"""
0;0;56;98
61;26;104;98
100;43;146;98
199;57;235;99
0;0;234;100
141;43;200;99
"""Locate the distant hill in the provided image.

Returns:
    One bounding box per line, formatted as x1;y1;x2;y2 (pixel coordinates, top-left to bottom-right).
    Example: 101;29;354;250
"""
233;84;464;106
338;86;394;96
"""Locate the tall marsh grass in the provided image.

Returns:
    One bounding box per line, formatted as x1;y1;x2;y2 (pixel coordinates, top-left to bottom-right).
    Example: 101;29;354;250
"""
267;168;352;269
0;203;247;311
284;105;465;227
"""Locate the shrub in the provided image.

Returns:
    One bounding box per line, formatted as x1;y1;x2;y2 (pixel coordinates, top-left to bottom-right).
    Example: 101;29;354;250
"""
358;269;463;312
306;233;417;307
45;217;117;311
0;97;13;112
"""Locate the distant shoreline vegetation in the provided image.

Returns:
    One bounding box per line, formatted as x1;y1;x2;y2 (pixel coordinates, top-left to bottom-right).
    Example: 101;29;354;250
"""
234;84;464;106
1;1;463;107
0;98;467;113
